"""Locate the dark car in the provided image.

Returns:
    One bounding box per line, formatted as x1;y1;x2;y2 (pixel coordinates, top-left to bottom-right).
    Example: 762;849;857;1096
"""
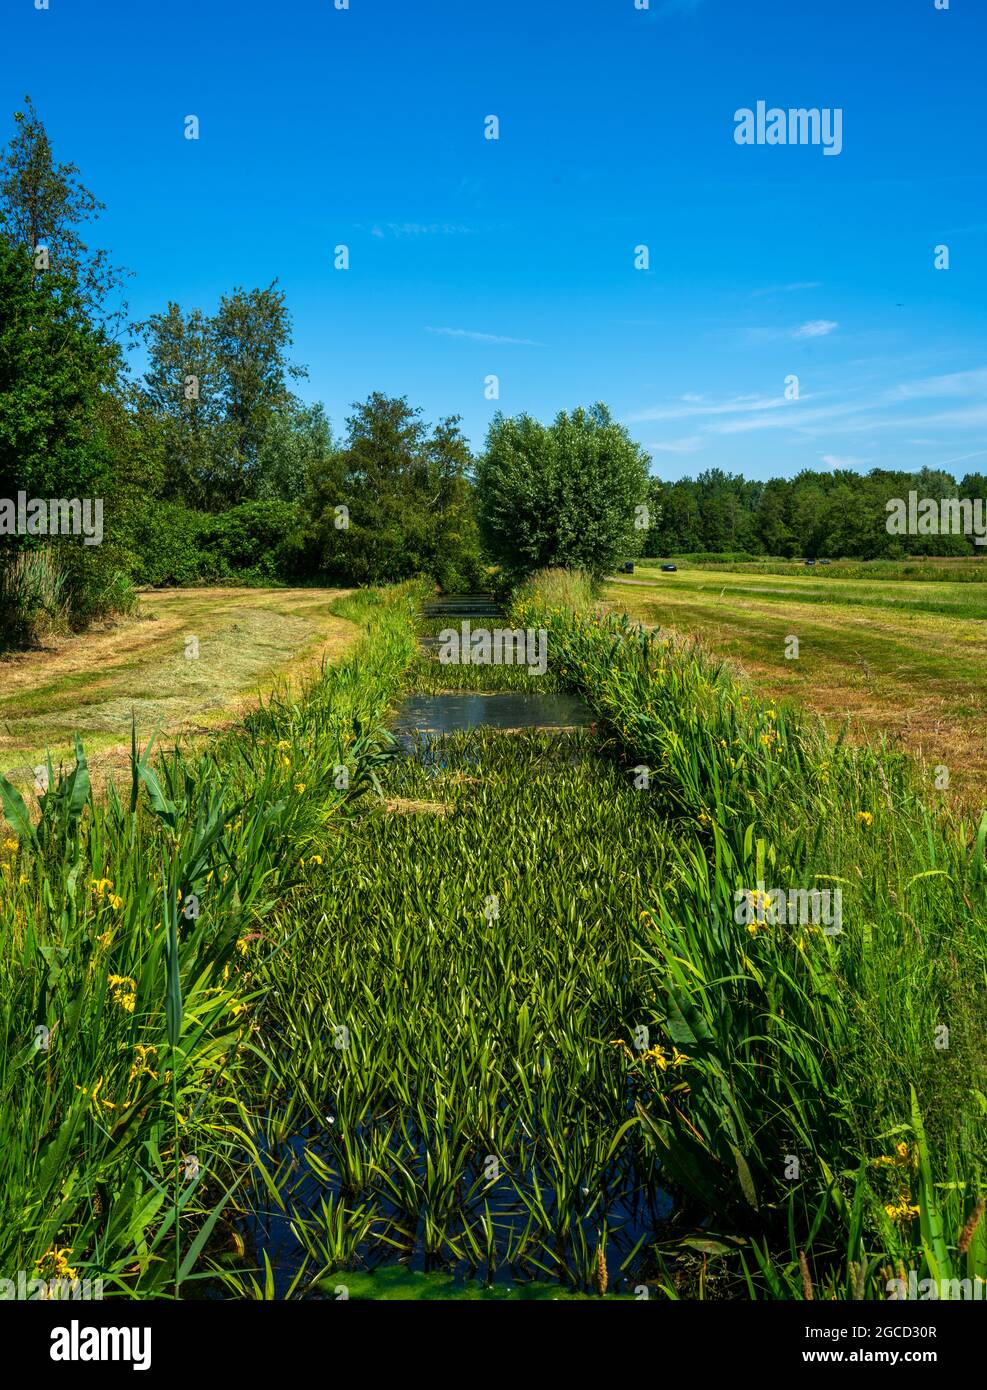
621;561;635;574
818;558;831;565
804;559;816;566
661;564;678;572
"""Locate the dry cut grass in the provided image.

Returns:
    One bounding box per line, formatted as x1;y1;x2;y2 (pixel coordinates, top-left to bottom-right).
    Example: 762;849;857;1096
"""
0;586;356;789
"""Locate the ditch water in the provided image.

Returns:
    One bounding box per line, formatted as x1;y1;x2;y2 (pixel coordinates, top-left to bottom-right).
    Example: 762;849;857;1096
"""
241;596;667;1299
398;592;592;749
392;692;592;744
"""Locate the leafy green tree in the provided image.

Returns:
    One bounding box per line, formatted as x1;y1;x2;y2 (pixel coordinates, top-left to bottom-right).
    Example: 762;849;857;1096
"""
0;233;118;507
140;282;305;508
0;96;129;334
306;393;482;588
140;302;221;508
255;402;335;504
476;404;650;579
209;283;306;502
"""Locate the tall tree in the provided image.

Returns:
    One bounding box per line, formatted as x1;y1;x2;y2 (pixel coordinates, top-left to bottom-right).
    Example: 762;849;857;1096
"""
0;96;129;334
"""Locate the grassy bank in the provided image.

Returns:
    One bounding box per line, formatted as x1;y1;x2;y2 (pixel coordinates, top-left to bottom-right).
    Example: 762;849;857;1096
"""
0;585;360;785
512;568;987;1296
606;560;987;808
0;583;422;1295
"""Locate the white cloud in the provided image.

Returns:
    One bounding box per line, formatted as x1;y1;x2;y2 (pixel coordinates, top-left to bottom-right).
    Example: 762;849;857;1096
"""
425;326;544;346
647;435;706;454
749;281;821;299
373;222;474;238
793;319;839;339
887;367;987;401
626;392;787;424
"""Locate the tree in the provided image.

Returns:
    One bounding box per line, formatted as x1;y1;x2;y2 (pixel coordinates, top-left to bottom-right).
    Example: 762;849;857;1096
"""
139;282;305;508
141;303;221;508
306;393;482;588
476;404;650;580
0;96;129;334
209;283;306;502
0;233;118;507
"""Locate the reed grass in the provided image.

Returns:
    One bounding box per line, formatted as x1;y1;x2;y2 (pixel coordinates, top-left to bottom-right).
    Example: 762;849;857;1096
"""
510;567;987;1296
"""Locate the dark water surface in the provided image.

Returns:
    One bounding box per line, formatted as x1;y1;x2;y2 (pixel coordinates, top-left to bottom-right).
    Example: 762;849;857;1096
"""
392;692;592;742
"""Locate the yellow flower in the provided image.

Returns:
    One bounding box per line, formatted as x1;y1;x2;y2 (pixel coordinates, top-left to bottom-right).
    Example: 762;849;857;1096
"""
294;782;306;794
235;936;250;956
90;878;114;898
308;854;322;866
884;1199;920;1222
107;894;123;911
76;1076;116;1113
108;975;137;1013
3;837;18;853
19;874;29;885
276;740;291;752
36;1246;78;1281
857;811;874;827
129;1043;159;1083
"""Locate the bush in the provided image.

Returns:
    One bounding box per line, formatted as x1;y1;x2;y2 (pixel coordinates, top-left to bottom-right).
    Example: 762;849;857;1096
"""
0;548;68;648
476;404;650;582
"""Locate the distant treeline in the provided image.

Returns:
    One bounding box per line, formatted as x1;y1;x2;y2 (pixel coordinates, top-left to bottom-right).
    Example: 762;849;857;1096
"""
643;468;987;559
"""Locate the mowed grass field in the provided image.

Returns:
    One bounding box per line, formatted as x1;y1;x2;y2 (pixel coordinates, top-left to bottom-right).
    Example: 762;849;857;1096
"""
605;557;987;810
0;586;356;785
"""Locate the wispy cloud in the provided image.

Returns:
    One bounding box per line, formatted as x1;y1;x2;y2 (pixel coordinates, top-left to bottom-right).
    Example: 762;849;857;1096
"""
631;366;987;458
749;282;821;299
647;435;706;454
425;326;544;347
793;319;839;339
627;392;788;424
370;222;474;238
744;318;840;344
887;367;987;401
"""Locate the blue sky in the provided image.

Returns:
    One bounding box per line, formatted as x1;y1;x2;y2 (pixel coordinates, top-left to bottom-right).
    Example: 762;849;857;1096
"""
3;0;985;480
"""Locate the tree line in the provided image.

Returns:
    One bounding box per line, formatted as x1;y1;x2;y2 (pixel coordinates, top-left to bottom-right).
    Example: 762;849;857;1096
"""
1;98;983;650
643;467;987;560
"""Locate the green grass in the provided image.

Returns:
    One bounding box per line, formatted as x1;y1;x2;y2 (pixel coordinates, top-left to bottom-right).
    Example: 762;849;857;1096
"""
0;586;358;779
0;582;423;1296
606;560;987;810
4;569;984;1301
508;568;987;1297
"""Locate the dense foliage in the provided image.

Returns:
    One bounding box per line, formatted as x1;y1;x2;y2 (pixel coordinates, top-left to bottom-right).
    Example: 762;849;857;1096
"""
475;404;650;581
644;467;987;559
